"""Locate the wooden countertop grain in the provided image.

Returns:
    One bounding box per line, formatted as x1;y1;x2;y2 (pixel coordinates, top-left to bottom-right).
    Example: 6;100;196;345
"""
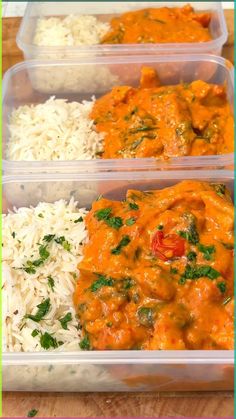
3;390;234;418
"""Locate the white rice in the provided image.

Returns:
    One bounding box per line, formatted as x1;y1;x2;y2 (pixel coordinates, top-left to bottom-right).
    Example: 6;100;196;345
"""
34;15;110;46
29;15;119;95
7;96;104;161
2;198;88;352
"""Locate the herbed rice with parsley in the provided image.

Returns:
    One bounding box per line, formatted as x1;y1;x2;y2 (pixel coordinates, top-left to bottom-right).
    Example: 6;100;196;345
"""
2;198;88;352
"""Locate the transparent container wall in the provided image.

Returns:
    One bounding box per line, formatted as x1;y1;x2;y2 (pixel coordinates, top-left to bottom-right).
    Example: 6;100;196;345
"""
17;2;228;58
2;171;234;392
3;353;234;392
2;55;234;173
2;170;235;211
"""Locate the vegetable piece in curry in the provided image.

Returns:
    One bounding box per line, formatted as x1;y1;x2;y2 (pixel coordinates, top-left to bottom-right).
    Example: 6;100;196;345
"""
101;5;212;44
74;181;234;350
91;67;233;159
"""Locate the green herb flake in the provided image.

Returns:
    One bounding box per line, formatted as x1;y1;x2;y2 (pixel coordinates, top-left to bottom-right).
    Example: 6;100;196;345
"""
23;265;36;275
137;307;154;327
130;125;156;134
198;244;215;261
38;213;44;218
22;239;51;274
43;234;55;243
157;225;164;231
40;332;58;350
31;329;40;338
55;236;71;251
125;217;136;226
111;235;131;255
124;106;138;121
170;267;178;274
106;216;123;230
130;138;144;150
30;259;43;268
94;207;112;221
27;409;38;417
90;274;114;292
59;312;72;330
11;232;16;238
123;277;134;289
39;244;50;260
217;282;227;294
187;251;197;262
182;264;221;281
211;183;226;197
25;298;51;322
178;213;199;245
79;334;91;350
106;321;113;327
74;216;83;223
178;228;199;245
48;276;55;291
178;277;187;285
128;202;139;211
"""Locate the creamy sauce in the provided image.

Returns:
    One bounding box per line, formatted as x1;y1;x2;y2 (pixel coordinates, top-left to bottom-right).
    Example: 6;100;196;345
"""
101;5;212;44
91;67;233;159
74;181;234;350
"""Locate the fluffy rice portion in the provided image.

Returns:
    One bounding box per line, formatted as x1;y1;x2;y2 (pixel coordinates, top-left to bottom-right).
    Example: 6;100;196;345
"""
2;198;88;352
34;15;110;46
7;97;104;161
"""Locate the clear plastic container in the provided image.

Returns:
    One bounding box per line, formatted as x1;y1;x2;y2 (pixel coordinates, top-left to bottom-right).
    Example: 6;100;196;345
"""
16;2;228;59
2;169;234;392
2;54;234;174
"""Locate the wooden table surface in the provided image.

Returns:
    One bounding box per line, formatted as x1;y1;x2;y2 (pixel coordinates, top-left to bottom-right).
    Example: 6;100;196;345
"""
2;11;234;419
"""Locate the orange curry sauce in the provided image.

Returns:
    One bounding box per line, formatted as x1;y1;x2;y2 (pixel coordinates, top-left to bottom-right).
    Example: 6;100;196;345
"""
91;67;234;159
101;5;212;44
74;181;234;350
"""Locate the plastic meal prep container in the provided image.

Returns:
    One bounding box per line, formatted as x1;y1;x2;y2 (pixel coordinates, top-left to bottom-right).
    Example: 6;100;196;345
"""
2;54;234;174
2;169;234;392
16;2;228;59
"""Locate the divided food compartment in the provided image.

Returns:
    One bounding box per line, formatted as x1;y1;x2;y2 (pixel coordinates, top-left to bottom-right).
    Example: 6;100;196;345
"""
16;2;228;59
2;54;234;174
2;169;234;392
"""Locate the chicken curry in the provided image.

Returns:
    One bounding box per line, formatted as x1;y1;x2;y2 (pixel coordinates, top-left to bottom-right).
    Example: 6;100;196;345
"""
74;181;234;350
91;67;233;159
101;5;212;44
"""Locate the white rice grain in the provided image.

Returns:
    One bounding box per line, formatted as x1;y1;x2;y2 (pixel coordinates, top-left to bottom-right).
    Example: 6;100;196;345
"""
7;97;104;161
34;15;110;46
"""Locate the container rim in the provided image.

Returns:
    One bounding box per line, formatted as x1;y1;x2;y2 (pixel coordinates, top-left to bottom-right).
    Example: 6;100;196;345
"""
2;154;235;173
16;1;228;53
2;54;234;171
3;53;234;75
2;169;234;184
2;350;234;365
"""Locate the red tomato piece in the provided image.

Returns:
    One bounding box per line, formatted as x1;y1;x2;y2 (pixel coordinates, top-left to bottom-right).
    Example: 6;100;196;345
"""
151;230;185;261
